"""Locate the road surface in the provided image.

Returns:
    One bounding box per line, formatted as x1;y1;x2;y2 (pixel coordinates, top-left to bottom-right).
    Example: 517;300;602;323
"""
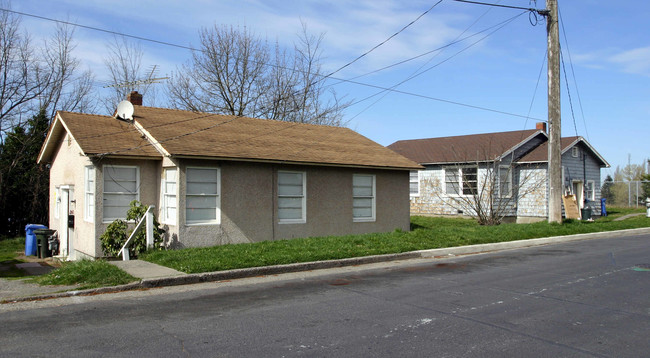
2;234;649;357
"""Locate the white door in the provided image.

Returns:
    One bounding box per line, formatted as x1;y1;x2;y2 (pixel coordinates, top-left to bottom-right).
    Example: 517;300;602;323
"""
572;181;584;209
58;186;76;260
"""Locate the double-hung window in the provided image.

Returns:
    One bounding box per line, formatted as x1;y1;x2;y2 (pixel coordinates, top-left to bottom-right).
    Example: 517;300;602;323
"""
186;167;220;225
84;166;95;222
353;174;376;222
409;170;420;196
585;180;595;201
162;168;177;224
498;166;512;197
445;167;478;195
278;171;306;223
103;165;139;221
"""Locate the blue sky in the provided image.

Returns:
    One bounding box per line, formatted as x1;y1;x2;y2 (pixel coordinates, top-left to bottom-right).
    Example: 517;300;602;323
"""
10;0;650;176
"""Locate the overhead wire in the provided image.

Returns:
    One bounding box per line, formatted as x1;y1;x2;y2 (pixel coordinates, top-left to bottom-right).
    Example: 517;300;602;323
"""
560;48;579;137
6;5;545;155
558;6;590;141
347;10;527;120
322;0;444;80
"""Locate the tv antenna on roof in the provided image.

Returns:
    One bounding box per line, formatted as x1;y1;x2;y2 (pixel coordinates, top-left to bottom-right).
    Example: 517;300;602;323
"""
103;65;169;89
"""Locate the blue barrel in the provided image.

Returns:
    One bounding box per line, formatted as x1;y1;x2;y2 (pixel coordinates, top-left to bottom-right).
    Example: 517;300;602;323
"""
25;224;47;256
600;198;607;217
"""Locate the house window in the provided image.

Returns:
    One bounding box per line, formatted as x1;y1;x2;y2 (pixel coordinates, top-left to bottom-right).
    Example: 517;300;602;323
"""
162;168;177;224
585;180;595;201
103;165;139;221
84;166;95;222
572;147;579;158
409;170;420;196
353;174;376;222
498;166;512;197
186;167;220;225
278;171;306;223
445;167;478;195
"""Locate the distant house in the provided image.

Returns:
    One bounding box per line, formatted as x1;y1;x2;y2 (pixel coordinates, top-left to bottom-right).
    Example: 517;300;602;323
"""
37;92;420;260
388;123;610;223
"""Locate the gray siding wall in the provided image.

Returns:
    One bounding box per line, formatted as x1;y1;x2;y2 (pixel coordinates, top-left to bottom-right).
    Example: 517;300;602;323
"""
561;143;603;215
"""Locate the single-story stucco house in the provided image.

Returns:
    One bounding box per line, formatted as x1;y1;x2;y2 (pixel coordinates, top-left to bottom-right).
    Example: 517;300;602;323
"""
37;92;421;260
388;123;610;223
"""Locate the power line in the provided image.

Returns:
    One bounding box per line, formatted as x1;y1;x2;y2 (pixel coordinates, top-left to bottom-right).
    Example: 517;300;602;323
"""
8;5;544;148
522;49;547;132
347;11;526;119
558;6;590;141
560;48;579;137
323;0;443;79
453;0;549;15
329;10;520;85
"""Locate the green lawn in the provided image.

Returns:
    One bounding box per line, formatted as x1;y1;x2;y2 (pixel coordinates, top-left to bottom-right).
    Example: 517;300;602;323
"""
33;260;137;290
142;207;650;274
0;237;27;278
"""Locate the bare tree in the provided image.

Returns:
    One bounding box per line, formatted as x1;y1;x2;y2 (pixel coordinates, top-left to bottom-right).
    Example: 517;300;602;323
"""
102;35;159;111
167;23;349;126
439;158;546;225
38;22;96;120
0;6;45;135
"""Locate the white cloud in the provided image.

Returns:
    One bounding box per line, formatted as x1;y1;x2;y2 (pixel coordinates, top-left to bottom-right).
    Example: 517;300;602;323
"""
608;46;650;76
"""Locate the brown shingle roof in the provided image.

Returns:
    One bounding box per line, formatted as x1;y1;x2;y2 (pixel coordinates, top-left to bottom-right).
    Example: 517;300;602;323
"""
38;111;162;163
41;106;420;170
133;106;419;169
388;129;541;164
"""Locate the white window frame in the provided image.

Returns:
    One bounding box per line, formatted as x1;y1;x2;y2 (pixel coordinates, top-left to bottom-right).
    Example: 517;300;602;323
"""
185;167;221;225
498;165;512;198
162;168;177;225
278;171;306;224
572;147;579;158
585;180;595;201
409;170;420;197
353;174;376;222
103;165;139;222
54;187;60;219
444;166;478;196
84;166;95;222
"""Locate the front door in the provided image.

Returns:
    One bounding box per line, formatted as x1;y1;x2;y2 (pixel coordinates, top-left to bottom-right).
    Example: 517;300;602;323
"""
572;181;584;209
58;186;75;260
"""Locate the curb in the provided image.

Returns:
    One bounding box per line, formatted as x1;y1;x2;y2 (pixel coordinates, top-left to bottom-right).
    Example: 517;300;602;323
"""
4;227;650;304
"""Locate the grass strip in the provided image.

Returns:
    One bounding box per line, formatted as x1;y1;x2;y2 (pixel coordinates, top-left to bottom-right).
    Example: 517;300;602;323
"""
33;260;137;290
142;208;650;274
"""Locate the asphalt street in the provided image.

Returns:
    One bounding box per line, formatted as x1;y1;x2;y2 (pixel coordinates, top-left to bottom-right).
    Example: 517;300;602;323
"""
1;234;649;357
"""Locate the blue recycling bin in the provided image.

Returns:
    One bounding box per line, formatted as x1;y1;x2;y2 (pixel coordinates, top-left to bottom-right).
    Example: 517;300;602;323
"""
600;198;607;217
25;224;47;256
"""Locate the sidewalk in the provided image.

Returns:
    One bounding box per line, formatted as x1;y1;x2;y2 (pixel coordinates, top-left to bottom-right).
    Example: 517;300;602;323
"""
3;227;650;304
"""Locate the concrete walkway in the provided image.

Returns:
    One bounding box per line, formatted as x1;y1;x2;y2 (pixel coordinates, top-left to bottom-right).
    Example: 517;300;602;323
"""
613;212;646;221
109;260;185;279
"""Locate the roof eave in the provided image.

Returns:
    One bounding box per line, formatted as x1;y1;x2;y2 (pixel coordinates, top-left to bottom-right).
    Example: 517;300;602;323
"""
497;130;547;161
37;113;83;164
171;154;423;170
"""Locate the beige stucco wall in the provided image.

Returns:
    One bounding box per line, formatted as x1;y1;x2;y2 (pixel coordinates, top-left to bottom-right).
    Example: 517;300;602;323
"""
51;143;411;255
174;160;411;248
94;158;162;256
48;132;95;258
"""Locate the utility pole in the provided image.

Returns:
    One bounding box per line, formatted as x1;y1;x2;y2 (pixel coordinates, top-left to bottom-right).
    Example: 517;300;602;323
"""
453;0;562;223
546;0;562;223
